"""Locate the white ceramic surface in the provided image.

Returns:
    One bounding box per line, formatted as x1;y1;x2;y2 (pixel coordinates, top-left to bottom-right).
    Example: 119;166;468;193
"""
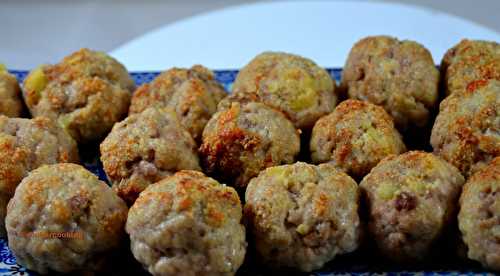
111;1;500;71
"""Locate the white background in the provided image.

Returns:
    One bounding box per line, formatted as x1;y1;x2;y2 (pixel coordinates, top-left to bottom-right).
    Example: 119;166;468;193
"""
1;0;499;69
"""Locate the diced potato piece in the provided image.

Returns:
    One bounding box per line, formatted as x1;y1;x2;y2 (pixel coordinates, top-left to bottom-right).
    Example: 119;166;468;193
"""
290;87;317;111
24;67;48;95
377;182;398;200
296;224;310;235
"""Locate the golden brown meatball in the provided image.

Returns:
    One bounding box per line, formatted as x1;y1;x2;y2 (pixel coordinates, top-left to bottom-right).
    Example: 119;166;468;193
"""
0;66;23;117
341;36;439;130
244;162;361;271
6;163;128;274
58;48;135;92
458;157;500;271
129;65;227;141
126;170;246;276
100;107;200;205
360;151;465;262
22;48;133;143
431;80;499;177
441;39;500;96
200;102;300;188
310;99;406;179
218;52;336;130
0;116;78;237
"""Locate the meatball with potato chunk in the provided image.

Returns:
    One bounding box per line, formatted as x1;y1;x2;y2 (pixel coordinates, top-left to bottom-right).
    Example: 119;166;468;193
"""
22;48;133;143
218;51;336;130
360;151;465;262
244;162;361;272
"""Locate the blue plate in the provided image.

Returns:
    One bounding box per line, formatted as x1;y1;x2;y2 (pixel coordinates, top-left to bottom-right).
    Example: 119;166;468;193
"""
0;70;492;276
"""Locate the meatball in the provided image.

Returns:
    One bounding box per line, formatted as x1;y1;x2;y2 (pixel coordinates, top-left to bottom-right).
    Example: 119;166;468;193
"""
341;36;439;130
0;67;23;117
218;51;336;130
100;107;200;205
310;99;406;179
126;170;246;276
22;48;133;143
58;48;135;91
458;157;500;271
441;39;499;96
244;162;361;271
0;116;78;237
129;65;227;141
199;102;300;188
5;163;128;274
431;80;500;177
360;151;465;262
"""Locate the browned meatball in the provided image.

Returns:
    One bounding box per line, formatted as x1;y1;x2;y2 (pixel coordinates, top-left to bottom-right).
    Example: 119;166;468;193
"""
360;151;465;262
458;157;500;271
200;102;300;188
219;52;336;130
126;170;246;276
55;48;135;92
244;162;361;271
0;67;23;117
441;39;500;96
0;116;78;237
129;65;227;141
5;163;128;274
341;36;439;130
431;80;499;177
310;99;406;179
22;48;134;143
100;107;200;205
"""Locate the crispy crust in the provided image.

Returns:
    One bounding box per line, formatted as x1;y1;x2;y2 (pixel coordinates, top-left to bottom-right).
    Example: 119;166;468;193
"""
22;48;133;143
129;65;227;141
0;72;23;117
458;157;500;271
126;170;246;276
441;39;500;96
0;116;78;237
360;151;465;262
219;51;336;129
431;80;500;177
244;162;360;271
5;163;127;274
100;107;200;205
341;36;439;130
200;102;300;188
310;99;406;179
58;48;135;92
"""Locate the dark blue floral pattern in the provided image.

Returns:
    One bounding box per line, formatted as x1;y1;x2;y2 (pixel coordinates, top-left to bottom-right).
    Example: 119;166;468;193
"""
130;71;160;85
1;70;488;275
0;239;30;275
0;240;16;265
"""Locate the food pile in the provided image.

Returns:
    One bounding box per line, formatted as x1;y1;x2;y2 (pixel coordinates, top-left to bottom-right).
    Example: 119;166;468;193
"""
0;37;498;275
